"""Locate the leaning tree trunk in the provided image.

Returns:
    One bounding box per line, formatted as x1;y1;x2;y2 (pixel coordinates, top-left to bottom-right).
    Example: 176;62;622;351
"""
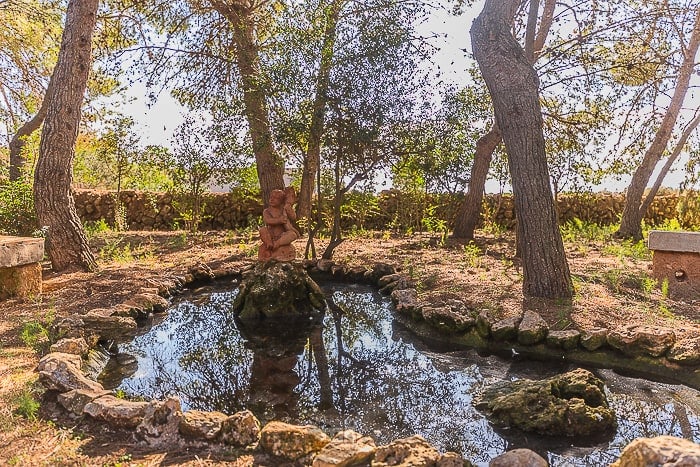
210;0;285;205
452;123;501;239
9;82;53;181
34;0;98;272
452;0;555;240
471;0;572;299
297;0;343;223
616;7;700;241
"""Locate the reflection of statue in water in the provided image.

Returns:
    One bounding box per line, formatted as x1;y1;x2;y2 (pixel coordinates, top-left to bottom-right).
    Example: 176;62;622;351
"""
259;187;300;261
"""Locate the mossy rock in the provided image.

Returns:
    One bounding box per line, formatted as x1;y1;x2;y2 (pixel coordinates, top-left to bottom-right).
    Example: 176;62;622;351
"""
232;261;326;321
476;368;616;437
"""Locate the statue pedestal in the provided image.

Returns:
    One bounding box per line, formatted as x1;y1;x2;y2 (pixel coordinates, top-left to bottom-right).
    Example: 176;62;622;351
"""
258;244;296;262
0;236;44;299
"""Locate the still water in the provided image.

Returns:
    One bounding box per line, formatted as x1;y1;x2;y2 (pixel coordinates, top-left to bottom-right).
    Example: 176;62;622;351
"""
105;283;700;465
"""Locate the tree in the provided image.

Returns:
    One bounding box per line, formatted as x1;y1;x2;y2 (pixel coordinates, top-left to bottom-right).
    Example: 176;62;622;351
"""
615;5;700;240
0;0;62;180
33;0;99;272
453;0;555;239
471;0;572;299
207;0;285;205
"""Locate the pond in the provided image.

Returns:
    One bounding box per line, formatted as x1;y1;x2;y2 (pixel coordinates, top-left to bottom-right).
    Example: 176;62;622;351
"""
98;283;700;466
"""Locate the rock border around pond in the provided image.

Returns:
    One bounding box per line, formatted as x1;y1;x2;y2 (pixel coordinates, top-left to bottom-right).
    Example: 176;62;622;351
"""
37;257;700;465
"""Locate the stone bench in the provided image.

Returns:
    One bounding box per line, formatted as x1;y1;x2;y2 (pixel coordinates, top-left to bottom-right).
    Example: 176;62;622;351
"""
648;230;700;300
0;236;45;299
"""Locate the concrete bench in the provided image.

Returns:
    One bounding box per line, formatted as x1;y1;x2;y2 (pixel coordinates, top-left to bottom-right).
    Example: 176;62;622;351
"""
0;236;45;299
648;230;700;300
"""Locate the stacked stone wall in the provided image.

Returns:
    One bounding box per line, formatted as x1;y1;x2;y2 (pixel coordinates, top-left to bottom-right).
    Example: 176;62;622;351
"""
73;189;692;232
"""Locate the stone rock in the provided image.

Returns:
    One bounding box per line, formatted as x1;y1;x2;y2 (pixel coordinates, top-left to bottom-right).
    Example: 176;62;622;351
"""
232;261;326;321
187;262;216;282
220;410;261;447
667;337;700;366
517;310;548;345
580;328;608;351
312;430;376;467
345;266;368;282
489;449;547;467
37;352;104;393
123;293;169;316
372;435;441;466
438;451;471;467
50;337;89;356
610;435;700;467
378;274;403;287
607;325;676;357
491;315;522;341
422;306;475;333
546;330;581;350
179;410;228;440
364;263;397;285
53;315;85;339
477;368;616;437
135;397;183;448
391;288;422;319
0;262;42;300
82;310;137;342
83;395;150;428
317;259;334;272
476;311;492;338
0;235;44;268
260;421;331;461
379;276;415;295
57;388;111;415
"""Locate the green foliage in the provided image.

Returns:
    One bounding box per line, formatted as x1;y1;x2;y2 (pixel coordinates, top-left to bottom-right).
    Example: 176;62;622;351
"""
13;389;40;421
20;313;53;354
98;238;134;263
560;217;615;243
463;242;483;268
84;219;112;238
602;239;651;261
0;179;37;236
675;191;700;230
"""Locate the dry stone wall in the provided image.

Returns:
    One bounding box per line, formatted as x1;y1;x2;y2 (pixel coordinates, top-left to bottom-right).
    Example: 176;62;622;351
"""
74;189;689;232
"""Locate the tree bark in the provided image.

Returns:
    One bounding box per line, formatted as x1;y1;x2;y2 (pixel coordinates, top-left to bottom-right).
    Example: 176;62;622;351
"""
9;84;51;181
616;7;700;240
471;0;572;299
638;111;700;218
34;0;98;272
452;122;501;239
209;0;285;205
297;0;343;223
452;0;554;240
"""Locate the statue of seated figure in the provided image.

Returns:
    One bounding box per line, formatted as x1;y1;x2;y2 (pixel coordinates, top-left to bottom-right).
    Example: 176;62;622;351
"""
258;187;300;261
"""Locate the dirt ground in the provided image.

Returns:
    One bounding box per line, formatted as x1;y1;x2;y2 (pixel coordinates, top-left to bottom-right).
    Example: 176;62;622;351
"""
0;229;698;465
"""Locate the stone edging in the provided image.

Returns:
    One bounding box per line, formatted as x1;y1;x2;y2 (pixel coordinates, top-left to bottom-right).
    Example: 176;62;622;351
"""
36;258;700;464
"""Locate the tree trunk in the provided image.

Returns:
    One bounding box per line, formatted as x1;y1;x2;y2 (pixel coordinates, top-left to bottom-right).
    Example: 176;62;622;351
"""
34;0;98;272
452;123;501;239
638;111;700;218
616;7;700;240
452;0;554;239
209;0;285;205
471;0;572;299
297;0;343;223
9;84;52;181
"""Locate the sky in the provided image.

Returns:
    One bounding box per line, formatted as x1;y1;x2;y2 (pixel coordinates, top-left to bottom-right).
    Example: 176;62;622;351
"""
118;1;692;194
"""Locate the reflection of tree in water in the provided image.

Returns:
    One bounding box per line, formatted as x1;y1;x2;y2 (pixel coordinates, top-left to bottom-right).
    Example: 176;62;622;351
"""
115;286;700;466
119;292;254;413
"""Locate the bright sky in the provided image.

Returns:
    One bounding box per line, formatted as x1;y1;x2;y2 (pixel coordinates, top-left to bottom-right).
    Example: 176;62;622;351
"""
120;1;690;193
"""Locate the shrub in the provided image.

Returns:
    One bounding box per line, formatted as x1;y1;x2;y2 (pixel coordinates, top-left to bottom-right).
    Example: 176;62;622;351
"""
0;179;37;236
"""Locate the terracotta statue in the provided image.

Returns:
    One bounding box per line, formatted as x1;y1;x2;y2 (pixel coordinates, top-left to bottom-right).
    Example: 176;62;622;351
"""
258;187;300;261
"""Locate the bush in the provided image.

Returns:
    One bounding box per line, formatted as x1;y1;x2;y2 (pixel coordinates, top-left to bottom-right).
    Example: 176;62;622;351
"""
0;179;37;236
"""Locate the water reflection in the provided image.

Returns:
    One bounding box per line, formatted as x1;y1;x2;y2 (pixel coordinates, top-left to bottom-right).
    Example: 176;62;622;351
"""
111;283;700;466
